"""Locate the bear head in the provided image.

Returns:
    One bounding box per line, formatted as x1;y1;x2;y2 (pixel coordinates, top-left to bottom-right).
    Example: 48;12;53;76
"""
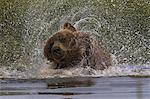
44;22;91;69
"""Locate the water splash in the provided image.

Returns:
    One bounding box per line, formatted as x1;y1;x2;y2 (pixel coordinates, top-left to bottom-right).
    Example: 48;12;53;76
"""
0;0;149;79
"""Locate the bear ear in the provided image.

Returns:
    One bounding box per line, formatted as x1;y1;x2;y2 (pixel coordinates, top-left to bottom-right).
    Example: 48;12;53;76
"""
63;22;76;32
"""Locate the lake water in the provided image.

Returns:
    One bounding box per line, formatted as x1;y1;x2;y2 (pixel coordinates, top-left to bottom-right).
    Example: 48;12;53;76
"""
0;76;150;99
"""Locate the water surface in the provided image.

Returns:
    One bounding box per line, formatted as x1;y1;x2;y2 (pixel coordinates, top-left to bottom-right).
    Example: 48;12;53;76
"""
0;76;150;99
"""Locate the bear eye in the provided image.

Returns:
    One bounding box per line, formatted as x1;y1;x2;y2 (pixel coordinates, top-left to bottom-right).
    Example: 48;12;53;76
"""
69;38;76;47
47;41;54;48
58;36;66;43
60;37;66;42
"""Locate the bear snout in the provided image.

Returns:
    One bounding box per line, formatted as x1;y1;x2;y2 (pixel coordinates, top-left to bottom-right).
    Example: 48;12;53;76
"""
51;42;66;61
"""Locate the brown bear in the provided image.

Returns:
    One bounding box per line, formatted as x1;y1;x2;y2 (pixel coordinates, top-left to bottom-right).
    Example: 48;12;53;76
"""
44;22;112;70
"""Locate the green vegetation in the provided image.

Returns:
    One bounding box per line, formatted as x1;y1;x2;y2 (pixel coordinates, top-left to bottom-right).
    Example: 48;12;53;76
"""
0;0;31;67
0;0;149;68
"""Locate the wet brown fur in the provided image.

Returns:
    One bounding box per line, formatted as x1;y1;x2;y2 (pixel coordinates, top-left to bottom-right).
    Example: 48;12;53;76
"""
44;22;112;70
